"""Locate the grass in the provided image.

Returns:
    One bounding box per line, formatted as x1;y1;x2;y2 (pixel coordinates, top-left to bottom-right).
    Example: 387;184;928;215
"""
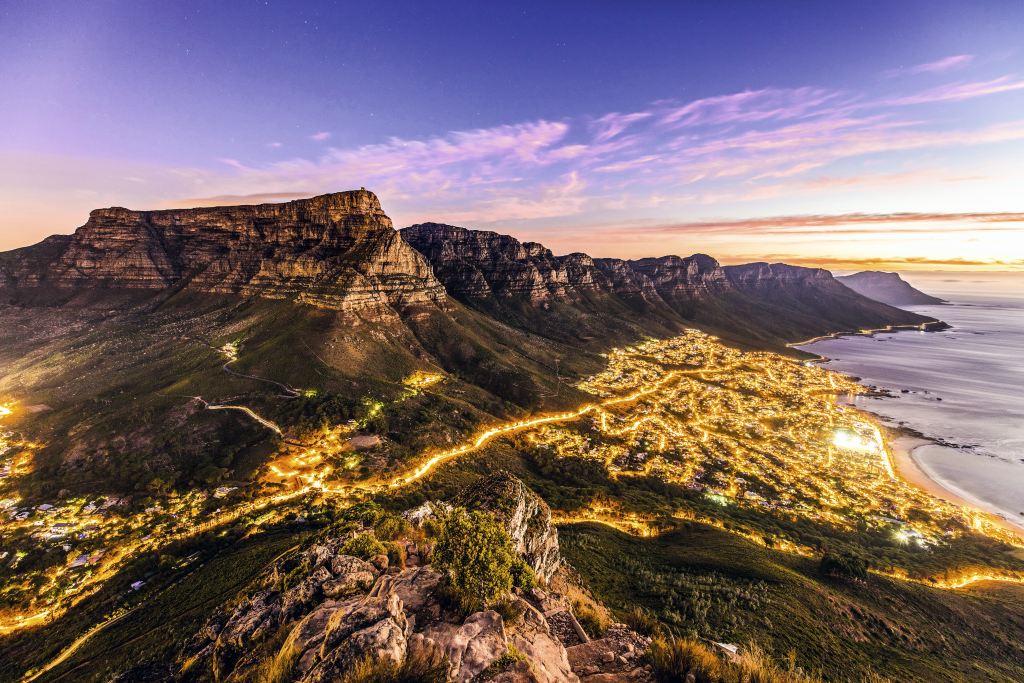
558;520;1024;683
0;530;300;683
338;649;448;683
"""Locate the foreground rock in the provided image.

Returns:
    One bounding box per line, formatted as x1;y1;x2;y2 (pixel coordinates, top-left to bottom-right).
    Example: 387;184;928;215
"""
141;475;632;683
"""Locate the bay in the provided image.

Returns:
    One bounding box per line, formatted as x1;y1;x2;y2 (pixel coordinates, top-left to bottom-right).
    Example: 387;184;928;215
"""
796;272;1024;527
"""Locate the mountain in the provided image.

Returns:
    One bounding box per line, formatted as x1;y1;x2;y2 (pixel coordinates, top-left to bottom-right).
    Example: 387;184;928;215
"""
401;223;938;348
837;271;946;307
0;189;446;316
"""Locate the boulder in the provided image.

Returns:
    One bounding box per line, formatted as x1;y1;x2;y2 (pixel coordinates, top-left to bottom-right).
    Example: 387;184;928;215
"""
391;566;442;616
323;571;377;599
330;554;378;578
506;598;580;683
280;567;331;622
492;660;542;683
302;617;407;683
278;600;347;677
369;554;390;573
453;472;561;581
320;592;407;656
446;610;508;683
213;590;281;680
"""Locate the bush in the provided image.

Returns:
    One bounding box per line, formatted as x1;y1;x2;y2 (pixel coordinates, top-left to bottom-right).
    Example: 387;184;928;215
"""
386;541;407;570
820;551;868;581
431;508;521;607
342;533;387;561
375;515;413;542
510;556;536;591
574;600;606;639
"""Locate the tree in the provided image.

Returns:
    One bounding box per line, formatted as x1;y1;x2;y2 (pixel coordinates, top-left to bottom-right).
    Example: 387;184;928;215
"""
820;551;868;581
432;507;533;606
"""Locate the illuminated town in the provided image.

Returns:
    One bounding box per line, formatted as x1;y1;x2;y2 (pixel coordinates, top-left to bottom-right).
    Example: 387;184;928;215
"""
0;331;1019;630
528;332;1016;551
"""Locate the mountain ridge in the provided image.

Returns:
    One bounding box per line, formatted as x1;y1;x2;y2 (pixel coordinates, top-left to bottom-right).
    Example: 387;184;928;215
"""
837;271;946;307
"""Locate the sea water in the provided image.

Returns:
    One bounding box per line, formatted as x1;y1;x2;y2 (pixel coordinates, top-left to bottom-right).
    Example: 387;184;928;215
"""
796;272;1024;526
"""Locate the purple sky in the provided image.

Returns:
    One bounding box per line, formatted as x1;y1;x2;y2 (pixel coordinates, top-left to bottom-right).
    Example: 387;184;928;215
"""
2;0;1023;269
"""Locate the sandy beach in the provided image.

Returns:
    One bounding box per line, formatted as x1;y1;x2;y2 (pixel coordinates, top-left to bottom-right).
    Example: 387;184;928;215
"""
889;435;1024;537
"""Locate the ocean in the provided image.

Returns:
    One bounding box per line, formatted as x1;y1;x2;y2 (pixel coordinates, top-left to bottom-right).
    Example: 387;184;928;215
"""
796;272;1024;528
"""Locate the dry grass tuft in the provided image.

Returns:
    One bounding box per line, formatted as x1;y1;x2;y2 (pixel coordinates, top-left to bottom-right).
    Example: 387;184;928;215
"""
339;649;448;683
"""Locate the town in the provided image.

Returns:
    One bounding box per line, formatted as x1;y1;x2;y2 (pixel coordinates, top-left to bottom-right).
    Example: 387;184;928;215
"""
0;330;1017;630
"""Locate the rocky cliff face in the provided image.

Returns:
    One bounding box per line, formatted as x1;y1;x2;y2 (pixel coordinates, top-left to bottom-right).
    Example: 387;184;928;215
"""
0;190;446;314
402;223;613;303
836;271;946;307
454;471;562;582
627;254;732;315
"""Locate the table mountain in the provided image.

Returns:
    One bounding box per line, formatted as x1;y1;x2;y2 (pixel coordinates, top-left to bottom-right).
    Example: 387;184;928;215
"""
0;189;446;316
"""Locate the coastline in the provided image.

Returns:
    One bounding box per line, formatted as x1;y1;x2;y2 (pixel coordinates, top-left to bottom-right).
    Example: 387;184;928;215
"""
888;434;1024;537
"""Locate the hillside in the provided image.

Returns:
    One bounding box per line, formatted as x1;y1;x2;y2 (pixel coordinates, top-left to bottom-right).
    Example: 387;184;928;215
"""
836;272;946;307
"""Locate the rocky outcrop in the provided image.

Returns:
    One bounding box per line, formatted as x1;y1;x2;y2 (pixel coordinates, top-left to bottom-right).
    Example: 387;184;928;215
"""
445;610;509;683
0;190;446;314
454;471;562;582
160;474;625;683
836;271;946;307
626;254;732;315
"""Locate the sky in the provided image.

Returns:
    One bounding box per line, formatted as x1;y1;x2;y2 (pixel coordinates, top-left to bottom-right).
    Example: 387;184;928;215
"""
2;0;1023;270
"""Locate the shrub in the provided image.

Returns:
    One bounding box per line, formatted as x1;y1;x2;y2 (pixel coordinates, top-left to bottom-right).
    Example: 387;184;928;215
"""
431;508;520;607
342;533;387;561
573;600;606;639
493;596;525;623
510;556;536;591
386;541;407;570
375;515;413;541
281;565;308;592
621;606;660;636
485;643;528;676
820;551;868;581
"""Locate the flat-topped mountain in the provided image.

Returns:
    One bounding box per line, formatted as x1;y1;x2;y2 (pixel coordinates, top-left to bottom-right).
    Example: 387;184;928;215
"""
837;270;946;307
0;190;446;314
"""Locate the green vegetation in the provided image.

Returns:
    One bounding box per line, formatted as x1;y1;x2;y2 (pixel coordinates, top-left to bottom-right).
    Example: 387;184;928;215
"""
820;552;868;581
558;520;1024;683
341;533;387;561
0;529;300;683
648;637;831;683
431;508;535;609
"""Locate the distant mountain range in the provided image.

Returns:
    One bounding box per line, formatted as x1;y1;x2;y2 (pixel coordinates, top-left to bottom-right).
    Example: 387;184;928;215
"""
837;271;946;307
1;190;937;351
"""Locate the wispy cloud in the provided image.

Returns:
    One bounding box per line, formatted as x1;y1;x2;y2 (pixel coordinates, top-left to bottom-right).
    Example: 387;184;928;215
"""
881;55;973;79
733;255;1024;269
140;69;1024;232
658;87;841;128
610;211;1024;236
883;77;1024;106
311;132;332;141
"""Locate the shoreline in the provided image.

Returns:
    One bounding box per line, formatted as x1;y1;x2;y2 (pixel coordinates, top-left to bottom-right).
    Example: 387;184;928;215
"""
888;434;1024;537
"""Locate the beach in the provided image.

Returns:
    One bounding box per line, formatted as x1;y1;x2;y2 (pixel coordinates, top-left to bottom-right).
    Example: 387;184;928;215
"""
888;434;1024;537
